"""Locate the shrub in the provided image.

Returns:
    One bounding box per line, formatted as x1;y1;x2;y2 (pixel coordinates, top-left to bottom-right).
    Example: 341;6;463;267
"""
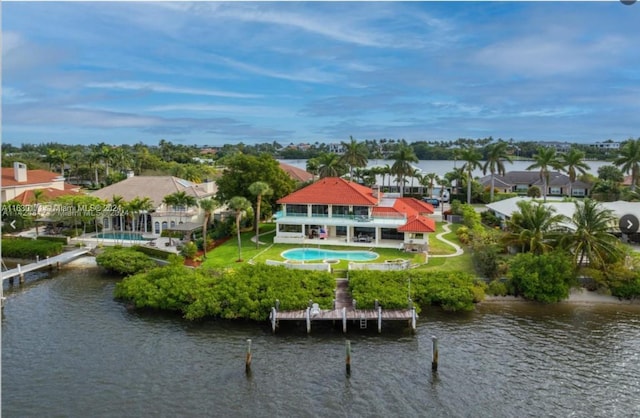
96;247;156;275
487;280;509;296
508;251;575;303
180;241;198;259
1;237;63;258
36;235;69;244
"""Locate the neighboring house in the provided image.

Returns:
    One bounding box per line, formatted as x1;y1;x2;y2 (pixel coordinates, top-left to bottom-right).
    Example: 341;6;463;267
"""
486;196;640;234
279;162;315;183
274;177;436;251
90;175;217;235
1;162;81;203
479;171;591;197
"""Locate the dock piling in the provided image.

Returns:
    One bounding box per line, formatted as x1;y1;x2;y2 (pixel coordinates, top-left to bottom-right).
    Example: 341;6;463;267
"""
377;305;382;333
306;307;311;334
245;339;252;375
346;340;351;377
431;336;439;372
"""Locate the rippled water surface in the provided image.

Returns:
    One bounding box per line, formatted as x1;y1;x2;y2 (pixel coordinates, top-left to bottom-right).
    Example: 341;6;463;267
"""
3;262;640;417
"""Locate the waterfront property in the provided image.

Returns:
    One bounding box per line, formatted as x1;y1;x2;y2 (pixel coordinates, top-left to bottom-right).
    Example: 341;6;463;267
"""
1;162;81;203
274;177;436;250
90;174;219;236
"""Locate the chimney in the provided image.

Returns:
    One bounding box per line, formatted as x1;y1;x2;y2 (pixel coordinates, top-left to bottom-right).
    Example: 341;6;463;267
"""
372;185;381;206
14;162;27;182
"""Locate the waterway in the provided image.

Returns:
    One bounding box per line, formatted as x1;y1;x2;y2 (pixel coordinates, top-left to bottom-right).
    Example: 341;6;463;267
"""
3;261;640;417
281;159;613;182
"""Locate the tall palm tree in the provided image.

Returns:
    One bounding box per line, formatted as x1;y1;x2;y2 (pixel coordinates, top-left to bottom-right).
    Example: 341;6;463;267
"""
421;173;440;199
198;198;219;259
483;142;513;202
505;200;566;255
614;138;640;192
527;147;560;202
559;148;590;198
459;145;482;204
32;189;45;237
228;196;252;262
562;198;623;269
110;195;126;235
248;181;273;249
390;144;419;197
339;136;368;180
316;153;347;178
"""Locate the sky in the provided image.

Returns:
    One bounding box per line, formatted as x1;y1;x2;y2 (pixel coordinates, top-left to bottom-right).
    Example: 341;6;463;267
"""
2;1;639;147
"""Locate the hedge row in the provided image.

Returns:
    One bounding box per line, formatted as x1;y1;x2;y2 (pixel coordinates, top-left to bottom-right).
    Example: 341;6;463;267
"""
1;237;64;258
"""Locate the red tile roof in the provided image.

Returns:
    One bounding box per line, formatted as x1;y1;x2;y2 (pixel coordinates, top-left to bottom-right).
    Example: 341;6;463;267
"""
1;167;62;187
12;188;82;205
279;162;315;183
394;198;435;215
397;215;436;233
277;177;379;205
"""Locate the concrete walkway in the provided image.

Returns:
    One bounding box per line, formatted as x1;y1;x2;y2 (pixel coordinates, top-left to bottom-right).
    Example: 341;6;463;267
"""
430;222;464;258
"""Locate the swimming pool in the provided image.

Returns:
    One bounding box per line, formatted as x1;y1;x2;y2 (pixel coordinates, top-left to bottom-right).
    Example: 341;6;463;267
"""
94;232;150;241
281;248;378;262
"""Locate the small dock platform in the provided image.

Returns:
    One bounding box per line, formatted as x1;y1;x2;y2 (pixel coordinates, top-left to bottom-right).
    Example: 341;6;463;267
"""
1;248;91;283
269;278;418;333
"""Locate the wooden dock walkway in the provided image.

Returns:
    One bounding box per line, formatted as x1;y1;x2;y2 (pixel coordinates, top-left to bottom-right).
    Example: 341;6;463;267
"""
1;248;91;282
269;278;418;334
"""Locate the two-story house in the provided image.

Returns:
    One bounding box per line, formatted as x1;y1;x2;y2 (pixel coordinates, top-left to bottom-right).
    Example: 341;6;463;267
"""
274;177;436;251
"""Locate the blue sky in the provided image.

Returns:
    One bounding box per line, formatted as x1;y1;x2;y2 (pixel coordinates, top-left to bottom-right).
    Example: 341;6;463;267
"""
2;1;639;146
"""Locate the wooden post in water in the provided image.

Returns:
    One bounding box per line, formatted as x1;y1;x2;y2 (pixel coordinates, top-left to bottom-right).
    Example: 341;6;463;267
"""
270;307;277;333
47;256;52;270
377;305;382;333
342;307;347;333
431;336;439;372
345;340;351;377
411;307;417;333
18;264;24;283
245;339;252;375
306;307;311;334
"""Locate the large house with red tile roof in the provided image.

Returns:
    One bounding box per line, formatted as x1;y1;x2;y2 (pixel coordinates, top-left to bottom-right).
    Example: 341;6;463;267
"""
1;162;81;204
274;177;436;251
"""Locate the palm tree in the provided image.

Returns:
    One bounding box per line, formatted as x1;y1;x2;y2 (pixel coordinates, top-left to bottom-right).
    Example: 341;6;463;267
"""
198;198;219;259
339;136;368;180
228;196;252;262
110;195;126;235
390;144;419;197
527;147;560;202
505;200;566;255
132;197;153;232
421;173;440;199
408;168;422;195
614;138;640;191
562;198;623;269
483;142;513;202
559;148;590;198
248;181;273;249
316;153;347;178
163;191;197;223
459;145;482;204
32;189;45;237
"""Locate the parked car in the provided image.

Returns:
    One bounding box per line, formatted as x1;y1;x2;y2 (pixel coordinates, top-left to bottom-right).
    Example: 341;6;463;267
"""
422;198;440;208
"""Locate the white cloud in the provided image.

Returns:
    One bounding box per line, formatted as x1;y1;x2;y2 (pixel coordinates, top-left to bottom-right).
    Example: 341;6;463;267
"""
86;81;261;99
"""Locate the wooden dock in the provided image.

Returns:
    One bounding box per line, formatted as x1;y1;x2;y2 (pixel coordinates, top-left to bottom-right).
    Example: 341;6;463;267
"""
1;248;91;283
269;278;418;334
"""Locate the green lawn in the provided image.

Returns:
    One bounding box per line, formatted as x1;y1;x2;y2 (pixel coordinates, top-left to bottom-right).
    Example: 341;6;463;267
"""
200;222;475;273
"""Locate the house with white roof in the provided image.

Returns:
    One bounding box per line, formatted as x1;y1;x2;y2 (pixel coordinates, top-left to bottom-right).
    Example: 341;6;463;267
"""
274;177;436;251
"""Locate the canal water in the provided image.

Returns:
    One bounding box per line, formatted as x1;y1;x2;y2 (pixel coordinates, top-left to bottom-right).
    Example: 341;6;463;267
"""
2;260;640;417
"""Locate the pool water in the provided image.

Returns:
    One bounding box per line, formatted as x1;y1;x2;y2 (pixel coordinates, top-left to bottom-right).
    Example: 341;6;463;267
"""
281;248;378;262
94;232;150;241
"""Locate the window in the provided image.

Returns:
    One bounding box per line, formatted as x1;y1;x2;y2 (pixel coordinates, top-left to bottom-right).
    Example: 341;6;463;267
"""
311;205;328;217
332;205;349;217
285;204;307;216
353;206;369;216
154;222;160;234
279;224;302;233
